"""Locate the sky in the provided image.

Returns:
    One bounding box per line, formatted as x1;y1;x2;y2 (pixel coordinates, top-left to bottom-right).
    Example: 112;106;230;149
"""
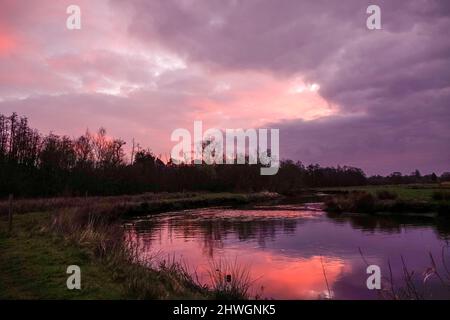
0;0;449;175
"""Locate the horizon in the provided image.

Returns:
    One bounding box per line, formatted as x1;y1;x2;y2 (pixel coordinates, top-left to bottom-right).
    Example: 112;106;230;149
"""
0;110;447;178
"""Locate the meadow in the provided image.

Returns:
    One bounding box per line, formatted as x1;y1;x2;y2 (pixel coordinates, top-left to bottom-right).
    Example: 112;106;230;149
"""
321;184;450;215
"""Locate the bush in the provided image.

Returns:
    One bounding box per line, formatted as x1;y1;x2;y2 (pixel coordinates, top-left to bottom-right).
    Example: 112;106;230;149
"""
437;202;450;215
352;191;376;213
432;191;450;201
376;190;398;200
324;191;376;214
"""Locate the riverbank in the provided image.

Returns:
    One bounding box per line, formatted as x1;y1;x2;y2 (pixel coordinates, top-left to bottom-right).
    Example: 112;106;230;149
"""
0;212;211;299
0;192;278;299
321;184;450;216
0;191;281;216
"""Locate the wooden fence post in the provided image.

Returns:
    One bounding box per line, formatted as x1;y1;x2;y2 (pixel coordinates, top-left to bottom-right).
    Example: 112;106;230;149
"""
8;194;13;233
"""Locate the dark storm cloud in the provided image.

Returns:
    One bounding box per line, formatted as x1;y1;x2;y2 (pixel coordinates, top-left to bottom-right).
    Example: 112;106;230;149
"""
1;0;449;174
118;0;450;174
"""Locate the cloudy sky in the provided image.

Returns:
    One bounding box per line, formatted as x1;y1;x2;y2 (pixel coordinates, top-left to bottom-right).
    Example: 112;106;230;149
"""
0;0;449;175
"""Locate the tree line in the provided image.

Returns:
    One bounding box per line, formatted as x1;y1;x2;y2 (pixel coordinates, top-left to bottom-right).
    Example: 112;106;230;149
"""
0;113;447;198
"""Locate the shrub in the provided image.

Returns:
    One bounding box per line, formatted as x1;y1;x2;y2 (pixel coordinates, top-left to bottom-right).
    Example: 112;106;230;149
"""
351;191;376;213
324;191;375;214
376;190;398;200
432;191;450;201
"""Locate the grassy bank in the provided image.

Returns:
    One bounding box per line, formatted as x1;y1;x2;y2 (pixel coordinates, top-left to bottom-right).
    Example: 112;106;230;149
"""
0;191;280;217
0;212;125;299
321;184;450;215
0;211;211;299
0;192;274;299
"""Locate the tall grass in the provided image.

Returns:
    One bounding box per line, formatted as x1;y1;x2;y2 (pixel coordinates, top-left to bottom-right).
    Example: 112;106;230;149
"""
432;191;450;201
0;190;267;299
324;191;377;214
324;190;450;215
359;247;450;300
48;206;252;299
48;207;208;299
376;190;398;200
0;191;279;217
207;258;253;299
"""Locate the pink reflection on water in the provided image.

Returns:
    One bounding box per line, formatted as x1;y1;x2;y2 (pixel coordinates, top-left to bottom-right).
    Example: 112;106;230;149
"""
125;205;450;299
125;206;351;299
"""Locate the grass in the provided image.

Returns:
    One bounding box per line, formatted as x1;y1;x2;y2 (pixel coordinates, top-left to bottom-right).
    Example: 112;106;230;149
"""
48;207;208;299
321;184;445;202
358;247;450;300
207;259;253;300
322;184;450;215
0;211;224;299
0;213;125;299
0;191;280;216
0;191;269;300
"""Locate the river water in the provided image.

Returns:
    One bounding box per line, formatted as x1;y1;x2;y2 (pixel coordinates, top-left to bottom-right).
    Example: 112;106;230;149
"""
124;203;450;299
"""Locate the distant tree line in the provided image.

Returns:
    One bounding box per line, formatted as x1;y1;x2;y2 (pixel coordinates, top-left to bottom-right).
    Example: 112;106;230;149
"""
0;113;447;198
368;169;447;185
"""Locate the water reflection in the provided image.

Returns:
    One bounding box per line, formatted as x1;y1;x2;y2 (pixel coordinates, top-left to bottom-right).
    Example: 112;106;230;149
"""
124;204;450;299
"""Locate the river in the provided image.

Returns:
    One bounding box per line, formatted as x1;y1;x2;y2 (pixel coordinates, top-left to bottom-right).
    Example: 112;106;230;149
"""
124;203;450;299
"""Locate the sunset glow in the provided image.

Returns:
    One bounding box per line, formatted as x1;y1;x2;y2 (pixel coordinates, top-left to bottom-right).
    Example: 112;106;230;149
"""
1;0;448;174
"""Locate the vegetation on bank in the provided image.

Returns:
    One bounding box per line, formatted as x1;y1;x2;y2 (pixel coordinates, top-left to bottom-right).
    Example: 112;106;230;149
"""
0;212;125;299
0;192;269;299
0;212;208;299
322;184;450;215
0;191;280;217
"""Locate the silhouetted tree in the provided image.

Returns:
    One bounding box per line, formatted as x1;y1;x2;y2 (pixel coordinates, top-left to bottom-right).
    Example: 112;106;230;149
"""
0;112;446;198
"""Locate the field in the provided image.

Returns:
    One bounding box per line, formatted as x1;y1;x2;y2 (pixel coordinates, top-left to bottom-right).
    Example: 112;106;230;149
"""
322;184;444;200
321;184;450;215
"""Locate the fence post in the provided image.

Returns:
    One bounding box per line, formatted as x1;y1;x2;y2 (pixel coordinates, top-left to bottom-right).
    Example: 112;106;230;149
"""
8;194;13;233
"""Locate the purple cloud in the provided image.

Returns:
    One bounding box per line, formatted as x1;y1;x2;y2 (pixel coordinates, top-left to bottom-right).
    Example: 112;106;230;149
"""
118;0;450;174
0;0;449;174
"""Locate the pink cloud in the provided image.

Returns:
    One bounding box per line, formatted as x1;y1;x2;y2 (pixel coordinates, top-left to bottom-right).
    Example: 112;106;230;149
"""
0;0;448;174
